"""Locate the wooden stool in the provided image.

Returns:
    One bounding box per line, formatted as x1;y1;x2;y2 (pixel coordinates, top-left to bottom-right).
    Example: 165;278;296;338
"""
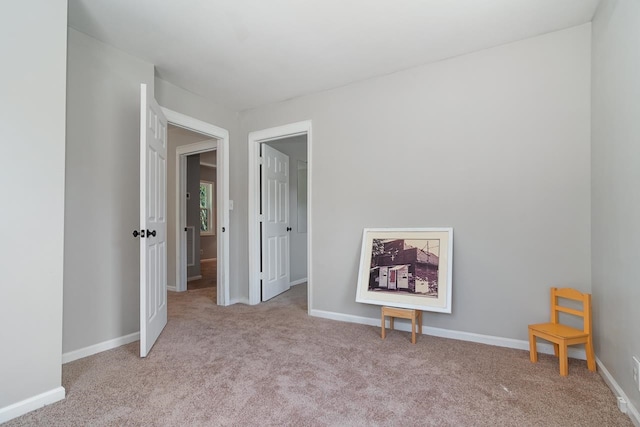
381;306;423;344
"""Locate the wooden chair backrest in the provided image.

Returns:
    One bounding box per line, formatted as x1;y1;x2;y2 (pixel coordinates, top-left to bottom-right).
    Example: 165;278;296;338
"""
550;287;592;334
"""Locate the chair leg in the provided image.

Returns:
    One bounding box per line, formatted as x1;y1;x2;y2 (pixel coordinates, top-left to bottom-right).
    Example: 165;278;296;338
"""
553;343;559;358
418;311;423;335
559;344;569;376
529;329;538;363
381;311;386;340
389;317;394;330
586;336;596;372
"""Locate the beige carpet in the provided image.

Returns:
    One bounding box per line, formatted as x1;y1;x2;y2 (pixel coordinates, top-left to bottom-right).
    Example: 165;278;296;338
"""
187;259;217;291
6;285;631;426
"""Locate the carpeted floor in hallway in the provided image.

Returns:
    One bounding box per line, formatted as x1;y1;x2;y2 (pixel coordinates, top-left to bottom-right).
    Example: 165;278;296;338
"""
187;258;217;291
5;284;632;426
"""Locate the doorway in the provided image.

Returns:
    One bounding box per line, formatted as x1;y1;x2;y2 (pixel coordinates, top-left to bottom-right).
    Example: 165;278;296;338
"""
184;149;218;291
163;108;230;306
248;121;312;310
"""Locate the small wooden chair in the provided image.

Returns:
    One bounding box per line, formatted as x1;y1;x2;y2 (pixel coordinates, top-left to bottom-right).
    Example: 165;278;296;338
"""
528;287;596;376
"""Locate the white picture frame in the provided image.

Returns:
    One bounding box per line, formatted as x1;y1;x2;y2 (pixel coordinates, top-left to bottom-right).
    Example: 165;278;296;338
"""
355;227;453;313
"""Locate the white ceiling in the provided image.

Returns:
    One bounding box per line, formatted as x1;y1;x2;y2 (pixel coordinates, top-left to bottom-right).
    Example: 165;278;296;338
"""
68;0;600;112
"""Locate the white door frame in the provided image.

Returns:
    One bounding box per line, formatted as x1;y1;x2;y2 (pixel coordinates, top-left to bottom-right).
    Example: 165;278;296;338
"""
163;107;230;306
248;121;312;311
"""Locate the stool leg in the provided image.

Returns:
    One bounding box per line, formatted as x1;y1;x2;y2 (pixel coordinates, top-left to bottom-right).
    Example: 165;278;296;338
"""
381;311;386;340
390;317;394;330
418;311;423;334
411;315;416;344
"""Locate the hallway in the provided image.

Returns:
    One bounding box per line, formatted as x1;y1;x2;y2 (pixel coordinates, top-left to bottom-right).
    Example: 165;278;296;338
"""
187;259;216;291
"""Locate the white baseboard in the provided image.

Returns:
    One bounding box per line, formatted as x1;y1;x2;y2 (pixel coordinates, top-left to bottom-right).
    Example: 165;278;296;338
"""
309;309;586;359
187;275;202;282
62;332;140;364
0;386;65;424
290;278;307;286
229;297;250;305
201;258;217;262
597;358;640;426
167;285;178;292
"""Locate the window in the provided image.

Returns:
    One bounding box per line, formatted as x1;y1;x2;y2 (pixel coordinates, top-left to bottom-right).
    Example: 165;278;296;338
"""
199;181;215;235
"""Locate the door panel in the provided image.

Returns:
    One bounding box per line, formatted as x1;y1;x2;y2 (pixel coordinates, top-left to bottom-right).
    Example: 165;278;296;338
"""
140;83;168;357
261;144;290;301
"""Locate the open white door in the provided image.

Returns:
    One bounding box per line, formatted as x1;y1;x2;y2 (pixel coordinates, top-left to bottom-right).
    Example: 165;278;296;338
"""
140;83;168;357
261;144;291;301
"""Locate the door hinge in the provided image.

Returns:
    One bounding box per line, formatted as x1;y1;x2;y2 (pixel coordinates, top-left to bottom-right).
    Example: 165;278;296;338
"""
259;214;264;222
259;156;264;165
259;272;263;280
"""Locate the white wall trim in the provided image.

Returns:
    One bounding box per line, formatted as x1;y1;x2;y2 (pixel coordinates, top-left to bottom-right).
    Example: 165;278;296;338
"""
61;332;140;364
186;225;196;267
248;121;313;311
309;309;587;359
163;109;229;138
290;278;307;286
162;107;230;306
187;275;202;282
597;358;640;426
167;285;178;292
0;387;65;424
229;297;251;305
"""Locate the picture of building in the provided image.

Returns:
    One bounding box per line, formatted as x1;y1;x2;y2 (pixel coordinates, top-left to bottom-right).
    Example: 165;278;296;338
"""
368;239;440;297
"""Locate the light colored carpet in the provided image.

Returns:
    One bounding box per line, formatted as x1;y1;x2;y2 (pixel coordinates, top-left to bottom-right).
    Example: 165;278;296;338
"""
187;259;217;290
5;285;631;426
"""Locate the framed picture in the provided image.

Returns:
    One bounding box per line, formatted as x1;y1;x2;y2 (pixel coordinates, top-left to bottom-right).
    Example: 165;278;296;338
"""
355;228;453;313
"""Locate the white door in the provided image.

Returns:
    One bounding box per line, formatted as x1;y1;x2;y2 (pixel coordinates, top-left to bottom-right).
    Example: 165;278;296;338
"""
379;267;388;288
398;268;409;289
139;83;168;357
261;144;290;301
388;268;397;290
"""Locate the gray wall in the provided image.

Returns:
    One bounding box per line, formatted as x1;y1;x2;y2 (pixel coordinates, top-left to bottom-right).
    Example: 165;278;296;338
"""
154;78;242;301
186;154;201;277
239;24;592;340
592;0;640;413
201;163;217;259
0;0;67;411
267;136;308;283
64;28;155;353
